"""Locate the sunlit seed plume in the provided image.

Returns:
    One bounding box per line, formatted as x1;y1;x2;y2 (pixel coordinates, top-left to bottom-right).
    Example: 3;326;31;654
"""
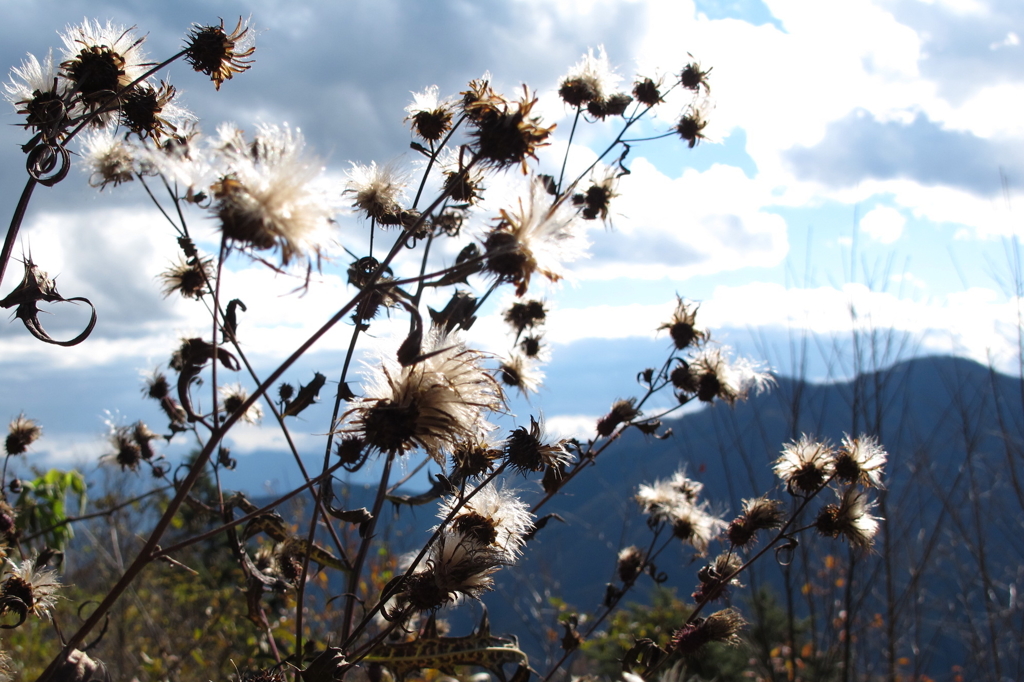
483;176;589;296
0;554;61;621
774;435;836;494
5;50;73;136
815;486;881;550
405;85;454;142
558;46;622;108
82;129;136;188
834;434;887;488
60;19;148;115
345;326;504;462
212;123;336;266
344;160;409;225
439;483;532;560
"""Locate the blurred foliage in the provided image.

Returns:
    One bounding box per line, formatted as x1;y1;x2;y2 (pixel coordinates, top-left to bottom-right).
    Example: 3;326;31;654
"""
15;468;87;549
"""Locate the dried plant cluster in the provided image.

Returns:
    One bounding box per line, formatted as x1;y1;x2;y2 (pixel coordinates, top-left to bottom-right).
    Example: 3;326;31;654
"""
0;18;888;682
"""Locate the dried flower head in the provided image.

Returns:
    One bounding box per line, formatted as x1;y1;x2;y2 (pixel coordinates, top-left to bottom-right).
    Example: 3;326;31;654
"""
405;85;454;142
503;299;547;337
632;76;663;107
109;425;143;471
450;436;502;482
6;414;41;455
82;129;136;188
726;496;785;547
345;161;409;225
460;73;504;122
440;483;532;560
659;296;708;350
680;57;712;94
596;398;639;437
573;166;620;222
60;19;148;112
468;85;554;172
5;50;72;137
676;106;708;148
558;46;621;107
587;92;633;120
159;256;213;299
220;384;263;424
774;435;836;494
119;80;181;139
670;608;745;656
184;18;256;90
212;123;335;266
503;415;574;475
815;487;880;550
0;554;61;621
685;346;771;405
834;434;887;488
345;327;503;462
483;176;589;296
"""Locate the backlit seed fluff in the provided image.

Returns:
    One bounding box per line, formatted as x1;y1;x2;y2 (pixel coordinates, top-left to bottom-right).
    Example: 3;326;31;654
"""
184;18;256;90
6;414;41;455
815;487;880;550
345;161;409;224
497;352;544;396
558;46;622;107
834;434;887;488
670;608;745;655
220;384;263;424
5;50;72;135
405;85;454;142
82;129;136;188
344;326;504;462
0;555;61;621
59;19;148;110
159;256;213;299
212;123;335;266
774;435;836;494
439;483;532;560
483;176;589;296
398;530;505;611
617;546;644;583
686;346;772;405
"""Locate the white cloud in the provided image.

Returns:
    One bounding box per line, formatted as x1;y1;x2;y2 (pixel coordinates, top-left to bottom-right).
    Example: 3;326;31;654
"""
859;206;906;244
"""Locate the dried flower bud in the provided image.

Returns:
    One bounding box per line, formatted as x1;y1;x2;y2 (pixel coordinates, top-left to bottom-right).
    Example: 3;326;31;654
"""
6;414;41;455
617;546;644;583
596;398;639;437
680;58;712;93
450;438;501;481
119;81;177;139
692;552;742;603
676;108;708;148
670;608;744;656
159;256;213;299
468;86;554;172
727;497;785;547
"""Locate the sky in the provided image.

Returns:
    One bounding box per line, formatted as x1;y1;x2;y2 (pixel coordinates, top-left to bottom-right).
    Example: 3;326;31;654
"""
0;0;1021;492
